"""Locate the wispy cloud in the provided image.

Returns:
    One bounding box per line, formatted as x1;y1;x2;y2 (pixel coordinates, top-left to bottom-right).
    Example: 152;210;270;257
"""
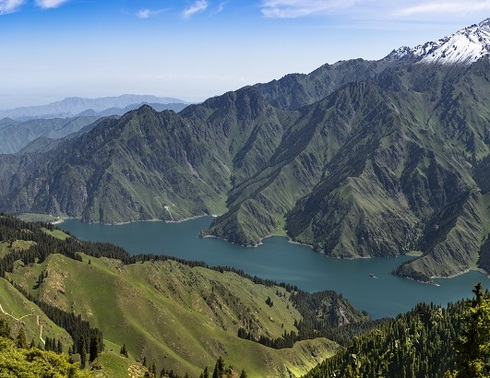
35;0;70;9
397;1;490;17
0;0;24;14
183;0;208;18
261;0;360;18
137;8;166;19
261;0;490;19
214;2;226;14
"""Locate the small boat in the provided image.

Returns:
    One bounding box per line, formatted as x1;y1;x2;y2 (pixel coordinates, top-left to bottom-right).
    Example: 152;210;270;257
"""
369;273;378;279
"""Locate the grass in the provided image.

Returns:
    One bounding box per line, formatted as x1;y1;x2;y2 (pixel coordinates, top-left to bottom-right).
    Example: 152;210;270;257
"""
7;253;339;377
0;278;72;351
41;228;70;240
16;213;62;223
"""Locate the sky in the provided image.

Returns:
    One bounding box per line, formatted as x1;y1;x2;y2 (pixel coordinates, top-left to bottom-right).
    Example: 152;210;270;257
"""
1;0;490;109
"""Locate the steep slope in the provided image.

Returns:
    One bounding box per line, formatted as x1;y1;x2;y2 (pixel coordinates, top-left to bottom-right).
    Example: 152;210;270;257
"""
205;81;385;245
7;253;342;377
0;106;231;223
0;116;99;154
304;300;467;378
253;58;387;110
385;18;490;65
0;277;73;350
287;61;490;278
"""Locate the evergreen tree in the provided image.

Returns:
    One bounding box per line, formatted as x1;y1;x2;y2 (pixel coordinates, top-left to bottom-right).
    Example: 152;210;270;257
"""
449;283;490;377
202;366;209;378
89;336;99;363
16;328;28;349
79;335;87;368
0;316;10;337
120;343;128;357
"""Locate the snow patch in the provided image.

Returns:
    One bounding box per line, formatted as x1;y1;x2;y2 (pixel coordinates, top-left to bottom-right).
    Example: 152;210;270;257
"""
386;18;490;65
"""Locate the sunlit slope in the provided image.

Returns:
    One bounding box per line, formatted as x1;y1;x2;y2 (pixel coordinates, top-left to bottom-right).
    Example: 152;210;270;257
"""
0;278;72;351
7;253;339;377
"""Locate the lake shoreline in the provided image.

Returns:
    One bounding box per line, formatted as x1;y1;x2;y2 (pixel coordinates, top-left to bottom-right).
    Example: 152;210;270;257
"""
59;217;490;319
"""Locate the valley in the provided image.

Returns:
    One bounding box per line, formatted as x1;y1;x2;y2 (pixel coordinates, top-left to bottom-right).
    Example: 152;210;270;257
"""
59;217;490;319
2;15;490;378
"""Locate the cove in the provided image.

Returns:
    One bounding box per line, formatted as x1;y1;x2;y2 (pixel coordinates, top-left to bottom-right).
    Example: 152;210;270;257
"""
60;217;490;319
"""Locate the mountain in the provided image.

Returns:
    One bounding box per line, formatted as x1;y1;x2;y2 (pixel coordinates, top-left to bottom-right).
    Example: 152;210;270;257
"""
2;19;490;282
0;94;187;120
0;116;99;154
385;18;490;65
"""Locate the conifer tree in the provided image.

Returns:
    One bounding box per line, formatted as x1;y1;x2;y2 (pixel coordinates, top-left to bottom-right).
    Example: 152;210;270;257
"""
16;328;28;349
89;336;99;363
120;343;128;357
0;316;10;337
79;335;87;368
448;283;490;378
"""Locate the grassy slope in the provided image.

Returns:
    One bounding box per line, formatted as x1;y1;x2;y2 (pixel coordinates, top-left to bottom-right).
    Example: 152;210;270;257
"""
0;278;72;351
7;253;339;377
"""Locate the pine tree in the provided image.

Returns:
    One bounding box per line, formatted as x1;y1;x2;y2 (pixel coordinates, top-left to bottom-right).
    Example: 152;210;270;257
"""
16;328;28;349
120;343;128;357
447;283;490;378
0;316;10;337
79;335;87;368
89;336;99;363
202;366;209;378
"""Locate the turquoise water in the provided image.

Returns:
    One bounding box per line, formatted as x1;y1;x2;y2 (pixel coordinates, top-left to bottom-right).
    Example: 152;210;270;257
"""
60;217;490;319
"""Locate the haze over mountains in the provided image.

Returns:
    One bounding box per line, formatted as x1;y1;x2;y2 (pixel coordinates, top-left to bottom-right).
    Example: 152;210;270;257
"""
0;94;187;120
2;19;490;284
0;94;188;154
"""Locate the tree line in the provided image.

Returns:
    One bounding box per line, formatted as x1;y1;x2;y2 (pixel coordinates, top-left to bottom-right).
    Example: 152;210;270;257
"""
304;284;490;378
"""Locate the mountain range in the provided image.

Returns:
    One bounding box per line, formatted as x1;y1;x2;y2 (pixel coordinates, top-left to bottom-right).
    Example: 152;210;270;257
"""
0;94;187;120
2;19;490;283
0;95;189;154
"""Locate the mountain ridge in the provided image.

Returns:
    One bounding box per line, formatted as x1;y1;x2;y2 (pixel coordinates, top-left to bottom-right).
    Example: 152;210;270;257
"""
2;19;490;282
385;18;490;65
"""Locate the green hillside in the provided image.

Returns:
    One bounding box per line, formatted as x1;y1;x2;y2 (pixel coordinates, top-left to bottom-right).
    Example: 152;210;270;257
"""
6;253;340;377
0;215;368;377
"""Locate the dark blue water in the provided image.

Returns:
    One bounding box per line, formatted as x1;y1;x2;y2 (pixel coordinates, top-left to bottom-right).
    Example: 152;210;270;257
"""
60;217;490;319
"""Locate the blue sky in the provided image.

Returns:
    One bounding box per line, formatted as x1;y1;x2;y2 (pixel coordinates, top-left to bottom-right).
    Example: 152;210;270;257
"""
1;0;489;108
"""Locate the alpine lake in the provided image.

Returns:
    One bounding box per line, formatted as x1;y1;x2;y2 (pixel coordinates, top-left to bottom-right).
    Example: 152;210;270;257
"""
60;217;490;319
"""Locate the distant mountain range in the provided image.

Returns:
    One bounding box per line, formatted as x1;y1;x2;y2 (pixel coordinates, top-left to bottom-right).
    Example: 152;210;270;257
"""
2;19;490;283
0;94;187;120
0;95;188;154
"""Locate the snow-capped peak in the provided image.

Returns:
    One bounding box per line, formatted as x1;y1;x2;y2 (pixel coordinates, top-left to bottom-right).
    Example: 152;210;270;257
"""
385;18;490;65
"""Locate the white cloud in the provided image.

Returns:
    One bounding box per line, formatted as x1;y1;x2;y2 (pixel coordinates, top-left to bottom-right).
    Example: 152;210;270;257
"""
138;9;151;19
261;0;360;18
35;0;70;9
0;0;24;14
183;0;208;18
261;0;490;19
137;8;166;19
397;1;490;17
